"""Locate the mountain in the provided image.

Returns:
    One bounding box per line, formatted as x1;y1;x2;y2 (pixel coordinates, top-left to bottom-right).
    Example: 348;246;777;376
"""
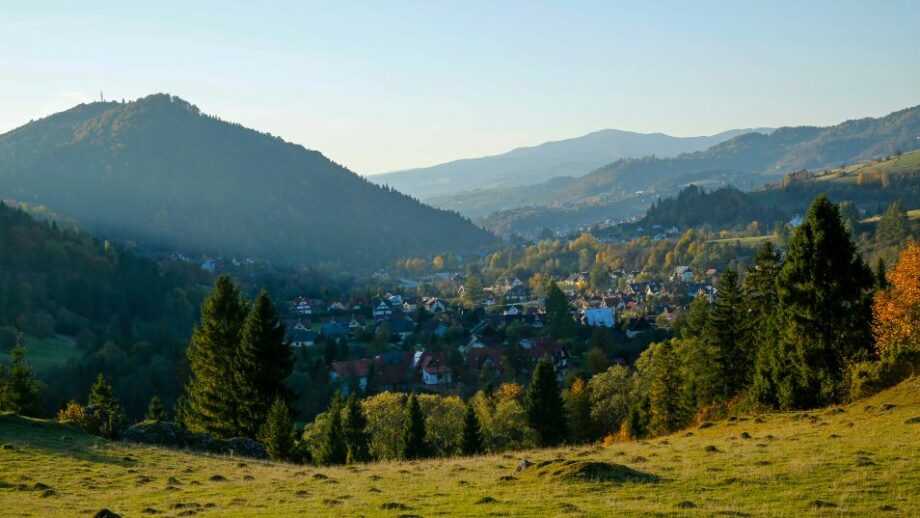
481;105;920;236
375;127;771;201
0;95;494;267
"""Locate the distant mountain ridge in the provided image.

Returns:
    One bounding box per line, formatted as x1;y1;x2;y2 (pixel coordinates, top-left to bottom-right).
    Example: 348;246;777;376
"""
480;104;920;236
375;127;772;201
0;94;494;267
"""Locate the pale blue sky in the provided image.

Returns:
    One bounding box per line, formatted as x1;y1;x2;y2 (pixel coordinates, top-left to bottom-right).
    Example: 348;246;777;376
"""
2;1;918;173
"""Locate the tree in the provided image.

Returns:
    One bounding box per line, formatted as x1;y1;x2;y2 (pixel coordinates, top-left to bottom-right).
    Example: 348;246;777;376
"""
876;200;909;246
770;195;875;408
0;340;41;416
460;402;483;455
258;395;295;461
873;242;920;360
525;356;567;446
461;276;484;308
184;275;247;438
678;295;710;339
704;269;750;396
875;258;888;290
145;395;167;422
564;377;593;443
234;289;293;439
746;242;783;405
88;373;126;437
402;393;427;459
647;341;688;436
314;393;346;465
342;394;370;463
545;281;577;340
587;365;632;438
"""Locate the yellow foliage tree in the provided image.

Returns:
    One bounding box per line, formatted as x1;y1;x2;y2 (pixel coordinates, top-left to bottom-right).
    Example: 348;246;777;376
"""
873;242;920;358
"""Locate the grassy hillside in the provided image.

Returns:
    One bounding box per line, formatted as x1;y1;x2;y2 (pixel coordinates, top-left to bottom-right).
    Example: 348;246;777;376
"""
2;379;918;517
18;334;80;373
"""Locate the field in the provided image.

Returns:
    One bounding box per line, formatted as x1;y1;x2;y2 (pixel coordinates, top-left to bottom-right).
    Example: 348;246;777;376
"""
707;235;776;246
2;378;919;517
816;149;920;185
18;334;80;372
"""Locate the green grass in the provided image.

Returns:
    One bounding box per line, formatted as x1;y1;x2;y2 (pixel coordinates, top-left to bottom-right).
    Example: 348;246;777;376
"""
2;379;919;516
18;334;80;372
862;209;920;224
817;149;920;185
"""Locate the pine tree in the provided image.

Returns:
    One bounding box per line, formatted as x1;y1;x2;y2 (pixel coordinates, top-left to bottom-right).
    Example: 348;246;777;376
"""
647;341;688;436
704;269;750;396
461;402;483;455
315;392;347;465
402;393;427;459
341;394;369;463
184;275;247;438
876;200;909;245
234;289;293;439
772;195;875;408
525;356;568;446
258;395;295;461
545;280;577;340
0;341;41;416
145;395;167;422
875;258;888;290
746;242;783;405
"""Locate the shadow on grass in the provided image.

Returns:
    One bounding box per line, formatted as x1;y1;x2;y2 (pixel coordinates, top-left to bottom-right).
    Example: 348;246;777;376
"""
0;414;134;467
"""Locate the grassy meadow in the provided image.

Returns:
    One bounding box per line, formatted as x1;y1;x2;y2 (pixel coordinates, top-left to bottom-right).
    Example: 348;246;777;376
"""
2;378;919;517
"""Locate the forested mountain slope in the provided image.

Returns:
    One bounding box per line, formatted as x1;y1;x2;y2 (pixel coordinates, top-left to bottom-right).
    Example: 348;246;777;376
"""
0;94;494;267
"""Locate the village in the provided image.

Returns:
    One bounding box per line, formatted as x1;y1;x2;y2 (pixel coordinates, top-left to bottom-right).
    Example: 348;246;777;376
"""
280;264;722;397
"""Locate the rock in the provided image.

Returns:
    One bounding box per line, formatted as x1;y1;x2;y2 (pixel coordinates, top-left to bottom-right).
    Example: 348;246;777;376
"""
1;444;14;450
93;510;122;518
515;460;532;472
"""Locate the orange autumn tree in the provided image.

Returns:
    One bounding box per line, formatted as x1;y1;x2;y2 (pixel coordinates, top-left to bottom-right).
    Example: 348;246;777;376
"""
873;242;920;359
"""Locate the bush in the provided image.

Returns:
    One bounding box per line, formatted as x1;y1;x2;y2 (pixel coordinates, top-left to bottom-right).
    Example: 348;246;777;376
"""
847;351;920;400
56;402;124;438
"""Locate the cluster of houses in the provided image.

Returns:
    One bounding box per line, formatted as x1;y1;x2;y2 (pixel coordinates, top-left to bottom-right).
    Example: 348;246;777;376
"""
283;263;722;395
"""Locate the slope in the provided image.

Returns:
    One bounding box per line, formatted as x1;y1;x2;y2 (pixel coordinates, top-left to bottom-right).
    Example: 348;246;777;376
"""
2;378;918;517
0;94;494;268
376;128;770;201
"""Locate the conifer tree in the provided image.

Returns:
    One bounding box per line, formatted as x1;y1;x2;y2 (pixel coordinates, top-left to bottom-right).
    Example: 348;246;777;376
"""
145;395;167;422
545;281;577;340
746;242;783;405
875;258;888;290
258;395;295;461
704;269;750;396
647;341;687;436
315;392;346;465
525;356;568;446
341;393;369;463
402;393;427;459
184;275;247;438
234;289;292;439
771;195;874;408
0;341;41;416
88;373;126;437
461;402;483;455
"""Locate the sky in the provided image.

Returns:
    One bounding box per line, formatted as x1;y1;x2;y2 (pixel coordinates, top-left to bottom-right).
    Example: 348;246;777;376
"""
2;1;919;174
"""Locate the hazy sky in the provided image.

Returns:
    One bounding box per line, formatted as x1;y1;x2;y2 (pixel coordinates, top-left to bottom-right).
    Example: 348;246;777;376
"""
2;1;919;174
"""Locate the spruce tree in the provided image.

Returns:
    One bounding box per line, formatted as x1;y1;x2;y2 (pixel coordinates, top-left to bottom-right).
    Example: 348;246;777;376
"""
402;393;427;459
0;341;41;416
545;281;577;340
460;402;483;455
145;395;167;422
258;395;295;461
315;393;346;465
525;356;568;446
234;289;293;439
746;242;783;405
341;393;370;463
88;373;126;437
184;275;247;438
647;341;688;436
875;258;888;290
704;269;750;396
772;195;874;408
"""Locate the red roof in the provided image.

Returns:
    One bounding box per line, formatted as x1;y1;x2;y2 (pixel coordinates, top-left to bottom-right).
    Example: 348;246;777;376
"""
420;352;450;375
330;359;370;378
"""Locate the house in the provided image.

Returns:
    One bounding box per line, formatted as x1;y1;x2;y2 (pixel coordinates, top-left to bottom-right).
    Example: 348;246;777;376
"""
626;316;652;338
424;297;447;314
326;300;348;312
201;260;217;273
292;296;313;316
348;316;364;332
372;300;392;318
383;317;416;341
285;320;315;347
672;266;693;283
415;351;452;386
321;321;350;339
402;298;418;313
329;359;371;395
505;285;530;303
583;307;615;328
484;292;497;306
373;350;415;391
